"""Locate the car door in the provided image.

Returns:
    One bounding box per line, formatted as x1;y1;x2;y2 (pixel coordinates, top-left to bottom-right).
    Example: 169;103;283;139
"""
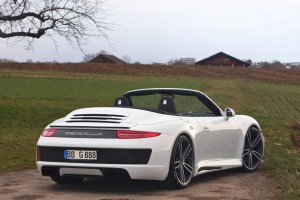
173;94;243;161
195;116;243;160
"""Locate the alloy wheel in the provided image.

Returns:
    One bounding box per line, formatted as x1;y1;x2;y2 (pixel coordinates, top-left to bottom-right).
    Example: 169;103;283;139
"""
242;128;263;171
173;137;194;185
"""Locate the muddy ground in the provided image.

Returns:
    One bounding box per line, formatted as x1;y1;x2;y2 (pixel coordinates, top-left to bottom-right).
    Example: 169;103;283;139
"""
0;168;272;200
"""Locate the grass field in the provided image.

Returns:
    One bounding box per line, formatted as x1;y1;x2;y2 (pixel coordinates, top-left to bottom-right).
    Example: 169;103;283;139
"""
0;66;299;199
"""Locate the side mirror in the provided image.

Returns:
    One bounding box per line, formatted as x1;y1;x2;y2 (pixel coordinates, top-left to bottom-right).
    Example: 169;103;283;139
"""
225;108;235;119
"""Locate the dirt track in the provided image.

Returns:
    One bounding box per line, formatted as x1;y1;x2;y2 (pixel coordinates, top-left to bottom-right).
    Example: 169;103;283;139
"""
0;168;272;200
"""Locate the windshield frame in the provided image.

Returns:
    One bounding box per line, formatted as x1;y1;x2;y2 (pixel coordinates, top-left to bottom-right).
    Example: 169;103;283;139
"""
123;88;224;117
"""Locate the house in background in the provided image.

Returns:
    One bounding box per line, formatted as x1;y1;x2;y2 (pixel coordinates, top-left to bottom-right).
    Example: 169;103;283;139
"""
195;52;250;67
87;54;126;64
286;62;300;69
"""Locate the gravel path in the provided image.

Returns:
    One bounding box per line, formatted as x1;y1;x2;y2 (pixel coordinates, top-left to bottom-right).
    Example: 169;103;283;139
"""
0;168;272;200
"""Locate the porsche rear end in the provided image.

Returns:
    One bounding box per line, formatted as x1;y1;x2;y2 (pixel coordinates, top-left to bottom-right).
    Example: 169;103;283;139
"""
36;107;178;181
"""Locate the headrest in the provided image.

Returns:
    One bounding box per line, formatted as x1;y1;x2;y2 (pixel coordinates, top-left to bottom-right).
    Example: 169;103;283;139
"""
158;96;177;114
114;97;130;107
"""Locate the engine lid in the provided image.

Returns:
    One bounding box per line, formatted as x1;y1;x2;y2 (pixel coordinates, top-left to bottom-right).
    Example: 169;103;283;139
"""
50;107;178;128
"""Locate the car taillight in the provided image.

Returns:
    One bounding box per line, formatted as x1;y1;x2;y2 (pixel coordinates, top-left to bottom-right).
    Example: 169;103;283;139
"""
42;128;56;137
117;130;160;139
36;147;40;161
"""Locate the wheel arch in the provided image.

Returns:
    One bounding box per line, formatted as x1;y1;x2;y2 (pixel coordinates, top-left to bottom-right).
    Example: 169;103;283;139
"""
176;132;195;155
249;124;261;132
178;132;193;142
164;131;196;188
247;124;264;148
238;123;265;162
241;125;265;171
248;125;265;159
167;131;196;169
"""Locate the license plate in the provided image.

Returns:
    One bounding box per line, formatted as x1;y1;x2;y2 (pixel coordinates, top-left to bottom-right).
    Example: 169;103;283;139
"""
64;150;97;160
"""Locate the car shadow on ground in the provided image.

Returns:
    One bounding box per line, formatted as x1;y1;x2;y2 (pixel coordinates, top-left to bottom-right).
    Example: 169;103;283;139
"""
47;169;241;195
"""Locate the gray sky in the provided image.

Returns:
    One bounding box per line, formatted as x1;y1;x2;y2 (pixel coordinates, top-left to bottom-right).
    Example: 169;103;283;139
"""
1;0;300;63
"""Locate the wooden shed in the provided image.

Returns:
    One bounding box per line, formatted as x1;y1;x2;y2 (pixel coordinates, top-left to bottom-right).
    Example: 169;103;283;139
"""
195;52;250;67
87;54;126;64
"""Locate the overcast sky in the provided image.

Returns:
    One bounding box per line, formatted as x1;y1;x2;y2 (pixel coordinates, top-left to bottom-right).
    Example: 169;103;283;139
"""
1;0;300;63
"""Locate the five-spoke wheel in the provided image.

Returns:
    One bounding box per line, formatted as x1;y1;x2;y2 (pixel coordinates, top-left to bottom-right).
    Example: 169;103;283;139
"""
242;127;263;171
165;135;194;188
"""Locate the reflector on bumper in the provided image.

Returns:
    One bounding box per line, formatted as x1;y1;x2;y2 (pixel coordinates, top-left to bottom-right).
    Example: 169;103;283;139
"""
59;168;103;176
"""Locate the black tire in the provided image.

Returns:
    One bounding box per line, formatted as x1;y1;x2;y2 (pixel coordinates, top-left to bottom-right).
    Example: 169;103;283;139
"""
50;175;83;184
241;127;263;172
165;135;194;189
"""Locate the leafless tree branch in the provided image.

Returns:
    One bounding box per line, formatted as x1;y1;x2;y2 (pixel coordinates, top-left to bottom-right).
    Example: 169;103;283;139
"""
0;0;112;50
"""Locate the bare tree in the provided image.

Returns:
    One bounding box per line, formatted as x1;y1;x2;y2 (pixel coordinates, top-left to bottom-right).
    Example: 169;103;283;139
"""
0;0;111;50
133;61;141;65
99;49;109;55
122;55;131;64
260;60;286;69
0;57;16;62
168;58;181;65
83;53;97;63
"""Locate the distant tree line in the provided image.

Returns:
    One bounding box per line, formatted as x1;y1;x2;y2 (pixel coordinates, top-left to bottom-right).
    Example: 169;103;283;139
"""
0;58;17;63
252;60;286;69
168;58;182;65
0;56;298;70
0;58;60;63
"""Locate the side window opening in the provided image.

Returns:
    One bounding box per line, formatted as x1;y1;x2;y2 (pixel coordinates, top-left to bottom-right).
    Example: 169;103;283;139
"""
174;95;216;117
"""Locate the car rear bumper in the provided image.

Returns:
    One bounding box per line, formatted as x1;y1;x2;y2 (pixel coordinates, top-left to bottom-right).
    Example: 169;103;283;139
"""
36;161;169;181
36;132;177;181
38;146;152;164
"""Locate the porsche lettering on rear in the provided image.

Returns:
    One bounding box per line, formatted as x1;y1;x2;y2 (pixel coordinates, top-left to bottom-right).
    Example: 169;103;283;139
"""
64;132;104;136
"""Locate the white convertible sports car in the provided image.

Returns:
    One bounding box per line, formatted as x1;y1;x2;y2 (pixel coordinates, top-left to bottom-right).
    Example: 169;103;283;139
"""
36;88;264;188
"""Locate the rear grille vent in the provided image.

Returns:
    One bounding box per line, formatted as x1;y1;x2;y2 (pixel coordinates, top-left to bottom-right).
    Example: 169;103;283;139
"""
66;114;127;124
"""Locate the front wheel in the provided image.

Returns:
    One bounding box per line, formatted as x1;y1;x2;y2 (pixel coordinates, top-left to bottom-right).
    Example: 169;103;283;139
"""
242;127;263;172
165;135;194;189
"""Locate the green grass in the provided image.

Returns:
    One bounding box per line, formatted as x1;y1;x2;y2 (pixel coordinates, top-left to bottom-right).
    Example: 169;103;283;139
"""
239;82;300;199
0;69;299;199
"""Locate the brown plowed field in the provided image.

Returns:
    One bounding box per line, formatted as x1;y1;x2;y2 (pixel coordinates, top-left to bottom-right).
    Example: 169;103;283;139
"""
0;63;299;83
